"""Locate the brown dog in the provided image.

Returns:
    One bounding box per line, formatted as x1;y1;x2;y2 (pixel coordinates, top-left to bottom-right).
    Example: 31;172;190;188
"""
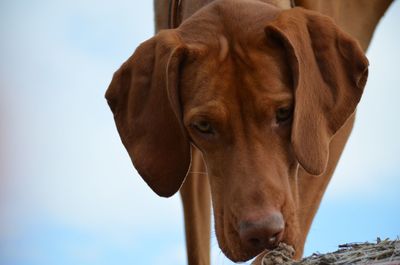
106;0;369;263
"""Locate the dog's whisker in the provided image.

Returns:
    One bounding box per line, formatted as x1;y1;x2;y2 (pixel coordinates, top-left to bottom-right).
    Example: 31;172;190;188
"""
187;171;208;175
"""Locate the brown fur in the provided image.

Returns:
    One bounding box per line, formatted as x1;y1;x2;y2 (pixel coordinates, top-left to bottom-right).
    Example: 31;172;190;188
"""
294;0;393;50
105;0;387;264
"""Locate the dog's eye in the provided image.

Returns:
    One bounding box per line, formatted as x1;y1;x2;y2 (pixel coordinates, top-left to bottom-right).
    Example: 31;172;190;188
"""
191;120;214;134
276;107;293;123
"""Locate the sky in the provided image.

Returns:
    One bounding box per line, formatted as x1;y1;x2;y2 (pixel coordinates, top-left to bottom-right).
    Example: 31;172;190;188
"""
0;1;399;265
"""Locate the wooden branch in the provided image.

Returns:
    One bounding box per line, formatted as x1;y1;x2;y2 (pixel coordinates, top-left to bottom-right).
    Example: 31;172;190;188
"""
257;238;400;265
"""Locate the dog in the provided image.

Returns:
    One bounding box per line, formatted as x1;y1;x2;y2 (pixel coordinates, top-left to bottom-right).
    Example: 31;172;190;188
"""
105;0;378;263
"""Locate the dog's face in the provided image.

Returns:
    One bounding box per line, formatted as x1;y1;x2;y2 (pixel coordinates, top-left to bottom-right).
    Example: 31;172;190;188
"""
106;0;368;262
180;38;299;260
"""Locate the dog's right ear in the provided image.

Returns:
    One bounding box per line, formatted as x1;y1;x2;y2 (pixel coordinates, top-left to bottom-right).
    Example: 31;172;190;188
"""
105;30;191;197
265;8;368;176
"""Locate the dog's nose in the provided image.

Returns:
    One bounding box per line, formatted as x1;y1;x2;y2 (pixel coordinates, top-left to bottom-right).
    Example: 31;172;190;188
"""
238;211;285;251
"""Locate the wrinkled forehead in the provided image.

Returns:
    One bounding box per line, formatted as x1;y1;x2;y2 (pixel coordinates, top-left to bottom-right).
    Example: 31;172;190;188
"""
180;39;293;111
177;0;291;109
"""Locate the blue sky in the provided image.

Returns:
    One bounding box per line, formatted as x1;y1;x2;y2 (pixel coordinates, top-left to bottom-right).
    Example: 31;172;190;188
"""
0;1;399;265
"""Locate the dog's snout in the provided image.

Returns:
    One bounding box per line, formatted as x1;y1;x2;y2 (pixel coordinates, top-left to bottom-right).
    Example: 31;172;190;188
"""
238;211;285;251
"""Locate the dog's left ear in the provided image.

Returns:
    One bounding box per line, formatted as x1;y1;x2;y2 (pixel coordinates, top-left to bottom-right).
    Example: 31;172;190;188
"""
265;8;369;175
105;30;191;197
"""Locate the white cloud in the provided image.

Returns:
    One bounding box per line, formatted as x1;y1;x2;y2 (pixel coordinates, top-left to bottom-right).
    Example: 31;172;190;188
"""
152;244;186;265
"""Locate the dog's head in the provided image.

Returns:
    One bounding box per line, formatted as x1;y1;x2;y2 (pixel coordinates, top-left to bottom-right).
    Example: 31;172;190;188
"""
105;0;368;261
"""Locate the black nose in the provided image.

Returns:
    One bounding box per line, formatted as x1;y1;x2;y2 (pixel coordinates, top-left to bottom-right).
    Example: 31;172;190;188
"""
238;211;285;251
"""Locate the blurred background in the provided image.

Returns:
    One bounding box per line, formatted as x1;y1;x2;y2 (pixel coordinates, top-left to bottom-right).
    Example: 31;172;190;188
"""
0;1;399;265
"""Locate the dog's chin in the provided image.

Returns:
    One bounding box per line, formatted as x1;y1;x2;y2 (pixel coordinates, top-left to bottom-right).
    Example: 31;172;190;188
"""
224;241;298;263
222;243;281;263
220;245;261;263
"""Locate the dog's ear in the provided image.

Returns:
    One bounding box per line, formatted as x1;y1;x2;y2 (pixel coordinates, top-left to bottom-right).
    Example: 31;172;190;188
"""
265;8;368;175
105;30;190;197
